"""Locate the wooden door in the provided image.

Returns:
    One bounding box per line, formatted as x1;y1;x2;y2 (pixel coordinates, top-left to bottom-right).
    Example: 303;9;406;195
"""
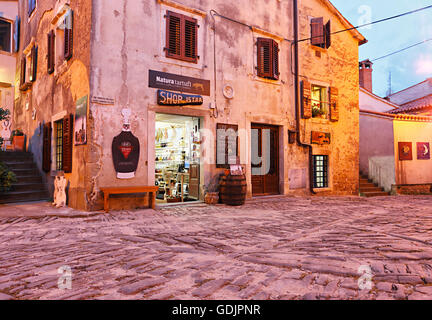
189;163;200;199
251;124;279;195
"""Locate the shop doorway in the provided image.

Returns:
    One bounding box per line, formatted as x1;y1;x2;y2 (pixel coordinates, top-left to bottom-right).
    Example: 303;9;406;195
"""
155;113;201;203
251;123;279;195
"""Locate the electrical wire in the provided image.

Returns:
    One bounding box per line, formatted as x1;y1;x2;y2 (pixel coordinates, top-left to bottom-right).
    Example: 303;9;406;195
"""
371;38;432;61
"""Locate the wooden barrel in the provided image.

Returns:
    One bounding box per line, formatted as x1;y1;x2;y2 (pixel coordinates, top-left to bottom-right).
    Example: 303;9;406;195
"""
219;174;247;206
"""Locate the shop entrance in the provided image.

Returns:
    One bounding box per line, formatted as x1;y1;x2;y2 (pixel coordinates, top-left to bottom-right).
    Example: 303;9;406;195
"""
251;123;279;195
155;113;200;203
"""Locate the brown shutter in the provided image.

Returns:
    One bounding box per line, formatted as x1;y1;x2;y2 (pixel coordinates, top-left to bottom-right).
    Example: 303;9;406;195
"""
311;17;324;47
184;16;198;63
257;38;272;79
272;40;279;80
165;11;182;59
325;20;331;49
329;87;339;121
47;31;55;74
20;57;26;87
64;11;73;60
42;122;52;172
30;46;37;82
301;80;312;119
62;114;73;173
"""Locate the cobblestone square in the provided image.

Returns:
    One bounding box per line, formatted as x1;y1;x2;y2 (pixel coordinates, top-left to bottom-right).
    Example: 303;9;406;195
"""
1;195;432;300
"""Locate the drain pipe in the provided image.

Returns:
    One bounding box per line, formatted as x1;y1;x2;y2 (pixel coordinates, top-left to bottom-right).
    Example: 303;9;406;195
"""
293;0;316;194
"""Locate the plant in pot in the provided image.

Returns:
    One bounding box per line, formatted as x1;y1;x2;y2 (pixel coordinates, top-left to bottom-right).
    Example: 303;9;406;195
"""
312;105;327;119
203;174;220;205
11;129;25;151
0;162;17;192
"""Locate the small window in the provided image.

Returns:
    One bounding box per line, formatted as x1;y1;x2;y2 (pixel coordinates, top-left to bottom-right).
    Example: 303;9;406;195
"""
313;155;328;188
311;85;328;118
28;0;36;17
0;19;12;52
311;17;331;49
19;45;38;90
256;38;279;80
165;10;198;63
55;119;63;171
216;123;238;168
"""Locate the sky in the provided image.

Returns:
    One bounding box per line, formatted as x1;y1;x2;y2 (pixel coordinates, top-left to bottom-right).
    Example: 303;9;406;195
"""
330;0;432;97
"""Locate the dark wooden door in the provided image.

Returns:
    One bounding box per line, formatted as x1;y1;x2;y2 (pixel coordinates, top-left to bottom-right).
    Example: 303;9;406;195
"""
251;124;279;195
189;164;200;199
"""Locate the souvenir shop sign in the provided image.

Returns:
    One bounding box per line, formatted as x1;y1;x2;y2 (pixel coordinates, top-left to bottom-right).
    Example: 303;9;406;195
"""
417;142;430;160
149;70;210;96
157;90;203;106
311;131;330;145
398;142;412;161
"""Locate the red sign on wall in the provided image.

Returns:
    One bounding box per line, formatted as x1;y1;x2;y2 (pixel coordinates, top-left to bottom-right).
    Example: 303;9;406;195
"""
398;142;413;161
417;142;430;160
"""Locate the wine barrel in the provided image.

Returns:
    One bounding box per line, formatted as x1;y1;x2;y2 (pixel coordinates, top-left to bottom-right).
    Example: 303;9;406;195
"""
219;174;247;206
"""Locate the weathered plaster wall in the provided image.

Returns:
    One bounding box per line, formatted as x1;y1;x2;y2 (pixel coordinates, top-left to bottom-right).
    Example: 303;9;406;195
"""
298;0;363;195
393;120;432;185
13;0;92;208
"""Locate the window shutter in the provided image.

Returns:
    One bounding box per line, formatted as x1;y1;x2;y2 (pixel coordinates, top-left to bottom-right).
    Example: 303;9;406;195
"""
301;80;312;119
184;16;198;63
257;38;272;79
62;114;73;173
13;16;20;53
165;11;182;59
42;122;52;172
47;31;55;74
311;17;324;47
30;46;38;82
64;10;73;60
325;20;331;49
20;57;26;87
272;40;279;80
329;86;339;121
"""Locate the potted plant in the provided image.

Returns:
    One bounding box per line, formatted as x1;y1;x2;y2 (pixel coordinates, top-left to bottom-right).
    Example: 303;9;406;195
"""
203;174;220;205
11;129;25;151
0;162;17;192
312;105;327;119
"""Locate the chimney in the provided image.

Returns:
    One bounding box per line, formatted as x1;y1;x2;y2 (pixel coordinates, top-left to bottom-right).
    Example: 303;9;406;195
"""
359;59;373;92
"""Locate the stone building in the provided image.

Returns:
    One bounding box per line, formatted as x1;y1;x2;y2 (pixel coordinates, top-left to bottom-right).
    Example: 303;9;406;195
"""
12;0;365;211
0;0;18;147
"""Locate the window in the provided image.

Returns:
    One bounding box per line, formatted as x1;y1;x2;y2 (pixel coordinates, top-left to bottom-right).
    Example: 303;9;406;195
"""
28;0;36;17
19;45;38;90
0;19;11;52
47;30;55;73
311;17;331;49
256;37;279;80
311;85;328;118
313;155;328;188
165;10;198;63
216;123;238;168
55;119;63;171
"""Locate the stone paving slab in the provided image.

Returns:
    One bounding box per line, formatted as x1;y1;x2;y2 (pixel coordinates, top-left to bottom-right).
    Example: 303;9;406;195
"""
1;195;432;299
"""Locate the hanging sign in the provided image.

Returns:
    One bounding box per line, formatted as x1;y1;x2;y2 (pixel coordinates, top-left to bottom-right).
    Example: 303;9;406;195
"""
417;142;430;160
157;90;203;106
311;131;330;145
149;70;210;96
398;142;412;161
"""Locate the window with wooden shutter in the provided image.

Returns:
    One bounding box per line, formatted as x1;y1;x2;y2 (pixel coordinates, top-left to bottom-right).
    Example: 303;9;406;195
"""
47;31;55;74
64;10;73;60
19;57;26;88
329;86;339;121
62;114;73;173
311;17;331;49
13;16;20;53
165;11;198;63
216;123;239;168
324;20;331;49
29;46;37;82
301;80;312;119
42;122;52;172
257;38;279;80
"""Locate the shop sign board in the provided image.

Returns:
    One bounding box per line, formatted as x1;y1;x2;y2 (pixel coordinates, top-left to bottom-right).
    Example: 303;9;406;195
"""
417;142;430;160
311;131;330;145
157;90;203;106
149;70;210;96
398;142;413;161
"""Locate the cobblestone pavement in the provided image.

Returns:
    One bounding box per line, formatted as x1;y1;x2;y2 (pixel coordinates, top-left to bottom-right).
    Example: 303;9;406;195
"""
1;195;432;300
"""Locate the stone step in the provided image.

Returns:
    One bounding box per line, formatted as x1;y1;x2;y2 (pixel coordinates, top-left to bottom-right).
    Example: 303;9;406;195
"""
15;175;43;184
360;182;376;188
9;182;47;193
9;168;40;176
0;152;33;161
361;191;389;197
2;161;37;170
360;186;383;193
0;190;49;204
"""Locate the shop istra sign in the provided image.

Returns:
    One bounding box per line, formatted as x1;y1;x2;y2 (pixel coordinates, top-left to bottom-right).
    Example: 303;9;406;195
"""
149;70;210;96
311;131;331;145
157;90;203;106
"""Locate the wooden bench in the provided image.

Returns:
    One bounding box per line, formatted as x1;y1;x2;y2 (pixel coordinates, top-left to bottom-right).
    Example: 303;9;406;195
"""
100;186;159;212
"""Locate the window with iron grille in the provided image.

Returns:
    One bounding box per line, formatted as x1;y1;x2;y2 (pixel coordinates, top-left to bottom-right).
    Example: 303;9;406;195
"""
165;11;198;63
313;155;328;188
55;120;63;171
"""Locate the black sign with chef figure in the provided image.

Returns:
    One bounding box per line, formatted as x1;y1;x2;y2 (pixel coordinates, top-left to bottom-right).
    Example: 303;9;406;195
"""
157;90;203;106
149;70;210;96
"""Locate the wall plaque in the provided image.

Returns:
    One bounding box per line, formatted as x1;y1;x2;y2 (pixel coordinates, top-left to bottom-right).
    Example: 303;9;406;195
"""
149;70;210;96
157;90;203;106
398;142;412;161
311;131;330;145
417;142;430;160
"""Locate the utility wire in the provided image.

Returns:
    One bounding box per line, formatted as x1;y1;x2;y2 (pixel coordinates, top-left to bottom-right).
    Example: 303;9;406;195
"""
297;4;432;43
371;38;432;61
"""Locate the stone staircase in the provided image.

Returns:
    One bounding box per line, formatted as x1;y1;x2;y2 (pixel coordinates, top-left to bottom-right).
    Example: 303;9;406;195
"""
359;174;389;197
0;151;50;204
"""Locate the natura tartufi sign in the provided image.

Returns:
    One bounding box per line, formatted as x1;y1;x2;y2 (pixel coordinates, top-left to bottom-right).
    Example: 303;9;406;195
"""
149;70;210;96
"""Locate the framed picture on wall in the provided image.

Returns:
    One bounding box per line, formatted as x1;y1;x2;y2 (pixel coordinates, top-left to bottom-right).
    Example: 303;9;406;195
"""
74;96;87;145
398;142;412;161
417;142;430;160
